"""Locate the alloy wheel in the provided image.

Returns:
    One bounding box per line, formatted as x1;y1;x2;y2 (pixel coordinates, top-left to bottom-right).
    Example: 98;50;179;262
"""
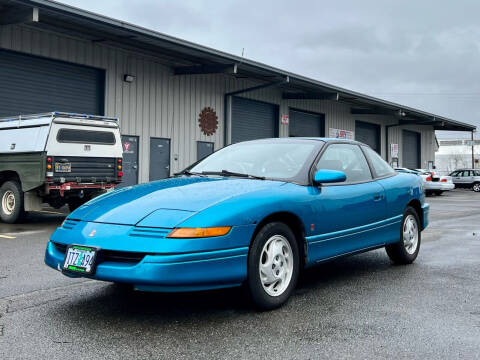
403;214;419;255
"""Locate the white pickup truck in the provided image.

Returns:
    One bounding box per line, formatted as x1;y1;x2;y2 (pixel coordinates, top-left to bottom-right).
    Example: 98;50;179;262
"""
0;112;123;223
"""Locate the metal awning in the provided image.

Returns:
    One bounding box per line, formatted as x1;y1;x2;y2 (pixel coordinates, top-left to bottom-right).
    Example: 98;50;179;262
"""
1;0;476;132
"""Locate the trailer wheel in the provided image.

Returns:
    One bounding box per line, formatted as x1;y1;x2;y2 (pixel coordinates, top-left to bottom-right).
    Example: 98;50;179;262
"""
0;181;25;223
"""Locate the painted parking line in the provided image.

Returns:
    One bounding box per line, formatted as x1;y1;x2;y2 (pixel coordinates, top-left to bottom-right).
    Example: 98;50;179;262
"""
0;235;16;239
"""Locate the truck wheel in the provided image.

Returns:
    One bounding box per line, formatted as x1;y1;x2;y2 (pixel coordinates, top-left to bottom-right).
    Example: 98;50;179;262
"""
0;181;25;223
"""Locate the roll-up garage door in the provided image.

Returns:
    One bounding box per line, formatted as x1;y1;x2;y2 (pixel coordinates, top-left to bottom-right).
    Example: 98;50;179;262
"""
231;96;278;143
402;130;421;169
0;50;105;117
289;109;325;137
355;121;381;153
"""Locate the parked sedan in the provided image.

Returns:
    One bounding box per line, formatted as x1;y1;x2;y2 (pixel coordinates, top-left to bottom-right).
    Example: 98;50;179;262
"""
414;169;455;196
449;169;480;192
45;138;429;310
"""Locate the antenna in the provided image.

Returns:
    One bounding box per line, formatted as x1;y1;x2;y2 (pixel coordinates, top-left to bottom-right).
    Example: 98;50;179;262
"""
241;48;245;57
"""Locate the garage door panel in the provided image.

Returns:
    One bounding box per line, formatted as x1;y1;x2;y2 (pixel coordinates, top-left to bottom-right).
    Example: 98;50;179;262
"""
0;50;105;117
402;130;421;169
355;121;380;153
289;110;324;137
231;96;277;143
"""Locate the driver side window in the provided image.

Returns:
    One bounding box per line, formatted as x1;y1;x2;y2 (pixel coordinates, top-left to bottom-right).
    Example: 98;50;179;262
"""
316;143;372;183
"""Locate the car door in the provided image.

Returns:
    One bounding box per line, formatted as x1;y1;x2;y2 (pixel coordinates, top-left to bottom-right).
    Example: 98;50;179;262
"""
450;171;460;185
308;143;387;262
455;170;468;187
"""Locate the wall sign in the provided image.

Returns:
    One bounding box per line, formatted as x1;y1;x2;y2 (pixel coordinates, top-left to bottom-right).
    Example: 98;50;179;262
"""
281;114;289;125
391;143;399;158
329;128;354;140
198;107;218;136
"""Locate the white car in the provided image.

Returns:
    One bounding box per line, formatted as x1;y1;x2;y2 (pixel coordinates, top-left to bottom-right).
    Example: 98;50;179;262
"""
414;169;455;196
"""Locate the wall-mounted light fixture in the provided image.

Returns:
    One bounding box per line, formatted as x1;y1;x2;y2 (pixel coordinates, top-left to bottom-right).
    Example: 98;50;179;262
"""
123;74;135;83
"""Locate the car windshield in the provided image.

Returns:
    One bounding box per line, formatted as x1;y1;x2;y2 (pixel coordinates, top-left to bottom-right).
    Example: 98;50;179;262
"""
188;141;318;180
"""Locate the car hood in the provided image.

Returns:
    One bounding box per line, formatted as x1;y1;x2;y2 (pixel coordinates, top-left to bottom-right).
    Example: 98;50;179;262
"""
69;176;285;226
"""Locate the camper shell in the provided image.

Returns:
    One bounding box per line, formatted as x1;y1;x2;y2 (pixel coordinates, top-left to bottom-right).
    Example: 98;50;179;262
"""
0;112;123;222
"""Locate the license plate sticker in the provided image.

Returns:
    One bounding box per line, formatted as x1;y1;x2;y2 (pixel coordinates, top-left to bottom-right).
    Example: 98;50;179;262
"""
63;245;98;274
55;163;72;173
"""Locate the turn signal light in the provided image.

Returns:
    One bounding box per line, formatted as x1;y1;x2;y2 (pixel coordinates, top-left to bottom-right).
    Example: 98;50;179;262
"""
167;227;232;238
425;176;432;181
117;165;122;170
47;164;52;170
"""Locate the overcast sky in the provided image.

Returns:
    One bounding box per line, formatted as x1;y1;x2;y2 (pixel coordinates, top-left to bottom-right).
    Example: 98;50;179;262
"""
61;0;480;138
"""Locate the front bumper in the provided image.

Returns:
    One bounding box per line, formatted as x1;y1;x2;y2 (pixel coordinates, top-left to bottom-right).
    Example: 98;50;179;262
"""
421;203;429;230
44;222;255;292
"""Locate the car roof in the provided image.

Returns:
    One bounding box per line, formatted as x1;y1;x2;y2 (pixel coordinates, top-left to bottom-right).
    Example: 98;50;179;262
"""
237;137;364;145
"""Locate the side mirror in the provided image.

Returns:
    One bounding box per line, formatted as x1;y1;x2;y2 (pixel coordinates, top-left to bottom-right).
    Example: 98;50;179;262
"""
313;169;346;184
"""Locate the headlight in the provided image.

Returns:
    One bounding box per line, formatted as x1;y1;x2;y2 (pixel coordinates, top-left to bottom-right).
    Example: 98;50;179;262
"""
167;226;231;238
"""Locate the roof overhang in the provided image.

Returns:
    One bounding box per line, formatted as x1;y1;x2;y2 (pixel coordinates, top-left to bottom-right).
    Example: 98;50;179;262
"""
0;0;476;132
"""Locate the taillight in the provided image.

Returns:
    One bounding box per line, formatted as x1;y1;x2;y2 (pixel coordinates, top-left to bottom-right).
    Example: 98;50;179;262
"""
117;171;124;177
117;158;122;171
441;178;447;183
46;156;53;170
426;176;432;181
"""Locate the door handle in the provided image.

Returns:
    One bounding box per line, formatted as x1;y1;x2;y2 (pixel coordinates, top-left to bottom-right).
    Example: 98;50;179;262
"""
373;194;383;201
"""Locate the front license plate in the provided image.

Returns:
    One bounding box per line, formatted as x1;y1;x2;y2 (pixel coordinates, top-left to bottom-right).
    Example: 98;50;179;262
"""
63;245;98;274
55;162;72;173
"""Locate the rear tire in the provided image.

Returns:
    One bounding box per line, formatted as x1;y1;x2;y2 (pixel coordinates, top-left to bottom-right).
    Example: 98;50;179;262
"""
434;190;443;196
0;181;25;223
246;222;299;311
385;206;421;265
473;183;480;192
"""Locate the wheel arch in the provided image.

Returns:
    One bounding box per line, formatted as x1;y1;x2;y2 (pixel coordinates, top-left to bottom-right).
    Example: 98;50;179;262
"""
251;211;308;268
407;199;423;230
0;171;21;187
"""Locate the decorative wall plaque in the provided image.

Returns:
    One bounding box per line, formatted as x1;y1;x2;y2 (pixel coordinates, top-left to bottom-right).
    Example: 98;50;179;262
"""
198;107;218;136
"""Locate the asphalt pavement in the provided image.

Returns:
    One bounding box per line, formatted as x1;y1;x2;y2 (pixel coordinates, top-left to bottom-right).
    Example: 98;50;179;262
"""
0;191;479;359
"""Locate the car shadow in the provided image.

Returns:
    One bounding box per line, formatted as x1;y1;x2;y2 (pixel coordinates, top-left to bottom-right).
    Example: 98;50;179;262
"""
49;249;398;327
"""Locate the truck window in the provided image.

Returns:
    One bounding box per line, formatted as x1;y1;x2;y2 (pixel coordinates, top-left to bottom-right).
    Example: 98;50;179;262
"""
57;129;116;145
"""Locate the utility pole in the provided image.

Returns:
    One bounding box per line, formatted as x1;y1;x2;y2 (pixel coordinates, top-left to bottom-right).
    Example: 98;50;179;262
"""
472;130;475;169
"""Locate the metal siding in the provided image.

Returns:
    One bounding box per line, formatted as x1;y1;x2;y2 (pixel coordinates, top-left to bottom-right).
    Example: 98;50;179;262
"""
0;24;437;182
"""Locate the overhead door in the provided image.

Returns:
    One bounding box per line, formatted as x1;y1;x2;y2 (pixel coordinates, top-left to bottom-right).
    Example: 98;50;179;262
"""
289;109;325;137
402;130;421;169
231;96;278;143
0;49;105;117
355;121;381;153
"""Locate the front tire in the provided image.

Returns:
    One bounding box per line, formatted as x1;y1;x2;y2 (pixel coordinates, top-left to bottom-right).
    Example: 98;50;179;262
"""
246;222;299;310
386;206;421;264
0;181;25;223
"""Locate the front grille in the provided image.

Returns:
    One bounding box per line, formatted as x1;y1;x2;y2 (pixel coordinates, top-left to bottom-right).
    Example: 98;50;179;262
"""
52;242;153;265
52;156;116;183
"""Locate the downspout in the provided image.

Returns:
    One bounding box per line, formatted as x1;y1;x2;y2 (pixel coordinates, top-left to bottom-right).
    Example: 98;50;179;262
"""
223;76;290;145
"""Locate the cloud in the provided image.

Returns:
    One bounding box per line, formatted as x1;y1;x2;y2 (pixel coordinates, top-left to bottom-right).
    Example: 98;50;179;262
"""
60;0;480;137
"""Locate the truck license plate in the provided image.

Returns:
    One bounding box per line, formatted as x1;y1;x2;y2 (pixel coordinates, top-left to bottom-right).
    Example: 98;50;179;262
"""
63;245;98;274
55;163;71;173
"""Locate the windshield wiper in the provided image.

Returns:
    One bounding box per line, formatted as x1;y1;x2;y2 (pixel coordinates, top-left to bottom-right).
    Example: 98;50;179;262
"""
174;170;206;177
201;169;265;180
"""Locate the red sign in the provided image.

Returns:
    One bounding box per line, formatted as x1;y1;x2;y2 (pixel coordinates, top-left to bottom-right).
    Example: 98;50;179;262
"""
123;141;131;152
281;114;289;125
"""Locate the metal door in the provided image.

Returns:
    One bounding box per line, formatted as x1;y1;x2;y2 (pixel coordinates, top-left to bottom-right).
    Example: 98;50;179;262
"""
120;135;139;187
402;130;421;169
197;141;214;161
289;109;325;137
355;121;380;153
231;96;278;143
0;49;105;117
149;138;171;181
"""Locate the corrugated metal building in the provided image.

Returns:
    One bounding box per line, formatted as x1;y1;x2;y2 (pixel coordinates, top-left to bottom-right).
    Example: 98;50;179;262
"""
0;0;476;185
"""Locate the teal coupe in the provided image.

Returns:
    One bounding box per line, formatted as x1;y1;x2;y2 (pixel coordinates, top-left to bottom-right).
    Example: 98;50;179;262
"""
45;138;428;309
